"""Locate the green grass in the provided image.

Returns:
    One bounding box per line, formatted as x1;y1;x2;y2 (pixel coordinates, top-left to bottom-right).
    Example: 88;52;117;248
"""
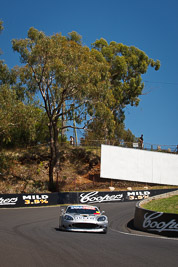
142;195;178;214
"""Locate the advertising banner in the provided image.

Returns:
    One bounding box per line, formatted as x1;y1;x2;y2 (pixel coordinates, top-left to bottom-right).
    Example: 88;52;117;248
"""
134;205;178;237
0;188;177;208
78;189;176;204
0;193;59;208
101;144;178;186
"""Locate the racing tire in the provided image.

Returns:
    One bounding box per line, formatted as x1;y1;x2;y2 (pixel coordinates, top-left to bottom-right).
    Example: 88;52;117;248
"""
102;228;108;234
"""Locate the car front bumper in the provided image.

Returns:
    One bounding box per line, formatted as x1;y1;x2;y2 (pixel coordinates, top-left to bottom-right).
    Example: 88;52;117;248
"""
61;221;108;233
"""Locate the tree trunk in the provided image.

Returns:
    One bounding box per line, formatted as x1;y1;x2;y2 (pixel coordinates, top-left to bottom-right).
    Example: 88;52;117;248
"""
49;160;54;190
61;102;66;145
48;122;55;190
48;120;60;191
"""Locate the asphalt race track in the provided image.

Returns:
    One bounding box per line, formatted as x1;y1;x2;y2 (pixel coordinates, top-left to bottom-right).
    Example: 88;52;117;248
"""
0;202;177;267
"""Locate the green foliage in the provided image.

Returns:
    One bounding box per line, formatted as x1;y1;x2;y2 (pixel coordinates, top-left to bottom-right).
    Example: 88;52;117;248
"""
67;31;82;44
11;28;160;146
0;61;11;85
12;28;110;127
35;111;50;144
84;120;136;146
121;129;137;147
12;29;160;145
92;40;160;108
0;151;11;172
0;85;49;147
87;38;160;140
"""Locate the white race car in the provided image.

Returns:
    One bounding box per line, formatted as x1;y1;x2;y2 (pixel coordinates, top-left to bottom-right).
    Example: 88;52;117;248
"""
59;204;108;233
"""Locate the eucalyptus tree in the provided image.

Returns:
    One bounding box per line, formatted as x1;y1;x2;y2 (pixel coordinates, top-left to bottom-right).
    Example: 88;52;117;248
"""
0;20;17;87
0;21;38;148
12;28;110;189
91;38;160;140
0;20;9;84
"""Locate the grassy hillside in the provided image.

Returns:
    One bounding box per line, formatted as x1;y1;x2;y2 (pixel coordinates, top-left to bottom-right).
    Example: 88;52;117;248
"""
142;195;178;214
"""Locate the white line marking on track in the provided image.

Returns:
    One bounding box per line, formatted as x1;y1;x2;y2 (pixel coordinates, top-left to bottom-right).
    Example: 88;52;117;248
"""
109;227;178;241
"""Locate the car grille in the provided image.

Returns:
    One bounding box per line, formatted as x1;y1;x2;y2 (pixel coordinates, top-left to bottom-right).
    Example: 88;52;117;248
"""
72;223;99;229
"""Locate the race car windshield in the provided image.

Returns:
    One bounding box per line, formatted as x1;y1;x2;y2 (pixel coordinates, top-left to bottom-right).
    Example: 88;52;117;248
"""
66;206;100;215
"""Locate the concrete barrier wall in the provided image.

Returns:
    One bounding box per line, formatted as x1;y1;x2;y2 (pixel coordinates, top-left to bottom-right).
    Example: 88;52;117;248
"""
101;145;178;186
0;188;177;208
134;191;178;237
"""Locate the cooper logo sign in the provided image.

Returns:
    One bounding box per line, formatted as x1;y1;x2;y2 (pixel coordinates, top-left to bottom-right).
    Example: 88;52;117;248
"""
0;197;18;206
143;212;178;233
80;191;123;204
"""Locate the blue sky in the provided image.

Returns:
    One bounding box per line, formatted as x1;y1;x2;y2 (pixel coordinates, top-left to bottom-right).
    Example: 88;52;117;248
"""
1;0;178;148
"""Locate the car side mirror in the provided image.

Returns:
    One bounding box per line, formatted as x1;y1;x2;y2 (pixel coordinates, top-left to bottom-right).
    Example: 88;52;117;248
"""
101;211;105;215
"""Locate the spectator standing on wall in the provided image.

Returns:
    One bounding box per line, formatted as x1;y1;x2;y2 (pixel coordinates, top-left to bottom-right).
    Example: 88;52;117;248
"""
70;136;74;146
139;134;144;149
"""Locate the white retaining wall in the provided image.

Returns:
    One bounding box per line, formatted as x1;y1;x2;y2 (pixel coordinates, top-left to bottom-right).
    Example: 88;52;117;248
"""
100;145;178;186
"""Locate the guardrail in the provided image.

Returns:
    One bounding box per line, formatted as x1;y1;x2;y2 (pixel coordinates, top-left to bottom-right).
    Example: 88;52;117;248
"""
79;140;178;154
65;139;178;154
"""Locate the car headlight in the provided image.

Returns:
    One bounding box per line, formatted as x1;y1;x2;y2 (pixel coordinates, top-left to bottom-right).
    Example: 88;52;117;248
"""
97;216;107;222
64;214;74;221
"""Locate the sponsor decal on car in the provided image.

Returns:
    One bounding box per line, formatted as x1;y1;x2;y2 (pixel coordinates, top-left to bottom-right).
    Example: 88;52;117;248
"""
0;197;18;205
94;211;100;214
70;206;96;210
22;194;49;205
